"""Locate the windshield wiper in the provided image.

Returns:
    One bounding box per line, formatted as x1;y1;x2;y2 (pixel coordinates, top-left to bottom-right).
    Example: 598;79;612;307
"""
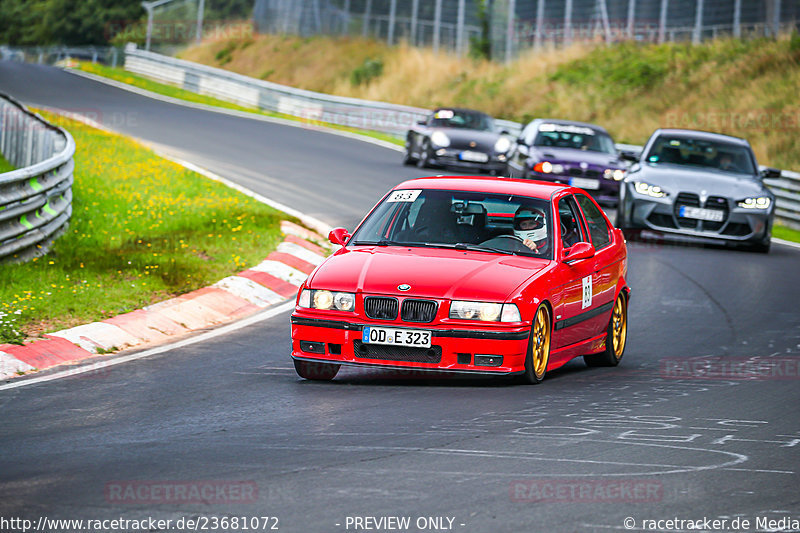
453;243;520;255
350;239;401;246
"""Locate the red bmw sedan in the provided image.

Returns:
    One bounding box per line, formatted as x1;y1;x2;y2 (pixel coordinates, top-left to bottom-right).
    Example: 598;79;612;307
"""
291;176;630;384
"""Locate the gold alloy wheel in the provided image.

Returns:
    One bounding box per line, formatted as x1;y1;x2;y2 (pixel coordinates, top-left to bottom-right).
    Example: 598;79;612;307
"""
532;306;551;378
611;294;627;359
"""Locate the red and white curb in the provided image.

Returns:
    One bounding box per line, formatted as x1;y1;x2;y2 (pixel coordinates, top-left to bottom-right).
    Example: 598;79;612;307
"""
0;220;329;381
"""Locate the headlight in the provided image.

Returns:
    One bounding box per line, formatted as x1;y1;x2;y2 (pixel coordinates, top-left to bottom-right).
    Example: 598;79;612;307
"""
298;289;355;311
533;161;563;174
494;136;511;153
604;168;625;181
431;131;450;147
450;301;521;322
634;181;667;198
737;197;771;209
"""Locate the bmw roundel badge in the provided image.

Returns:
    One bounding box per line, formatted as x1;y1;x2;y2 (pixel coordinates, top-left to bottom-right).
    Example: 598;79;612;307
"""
398;284;411;291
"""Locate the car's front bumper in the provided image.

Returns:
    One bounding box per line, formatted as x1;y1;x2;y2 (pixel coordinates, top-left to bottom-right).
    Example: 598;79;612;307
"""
621;185;772;243
291;315;530;375
428;149;509;173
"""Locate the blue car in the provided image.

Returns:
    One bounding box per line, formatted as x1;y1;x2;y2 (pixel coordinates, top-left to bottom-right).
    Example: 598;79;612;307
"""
506;119;627;206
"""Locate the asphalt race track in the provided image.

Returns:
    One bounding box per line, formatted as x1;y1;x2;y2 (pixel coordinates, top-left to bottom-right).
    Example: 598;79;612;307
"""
1;61;799;533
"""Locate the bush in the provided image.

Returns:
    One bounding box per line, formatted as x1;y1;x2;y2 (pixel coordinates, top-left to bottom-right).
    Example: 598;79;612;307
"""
350;57;384;86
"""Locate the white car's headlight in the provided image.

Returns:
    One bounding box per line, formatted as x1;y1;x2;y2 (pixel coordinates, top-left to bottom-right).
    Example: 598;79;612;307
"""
494;136;511;153
450;301;521;322
431;131;451;147
298;289;355;311
634;181;668;198
737;197;771;209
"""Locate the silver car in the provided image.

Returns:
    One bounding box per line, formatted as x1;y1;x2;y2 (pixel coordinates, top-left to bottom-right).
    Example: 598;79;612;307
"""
616;129;779;253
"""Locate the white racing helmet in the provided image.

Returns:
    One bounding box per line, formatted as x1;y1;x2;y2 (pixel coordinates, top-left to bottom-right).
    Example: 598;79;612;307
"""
513;206;547;243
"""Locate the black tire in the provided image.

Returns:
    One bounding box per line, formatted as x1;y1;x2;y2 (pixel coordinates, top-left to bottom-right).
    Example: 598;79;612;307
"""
521;304;552;384
584;292;628;367
614;204;629;229
402;136;417;165
749;238;771;254
294;359;340;381
417;140;432;169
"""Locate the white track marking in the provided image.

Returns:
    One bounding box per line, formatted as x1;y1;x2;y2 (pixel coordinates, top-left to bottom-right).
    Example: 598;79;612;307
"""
250;260;308;286
213;276;285;307
0;353;35;381
276;242;326;265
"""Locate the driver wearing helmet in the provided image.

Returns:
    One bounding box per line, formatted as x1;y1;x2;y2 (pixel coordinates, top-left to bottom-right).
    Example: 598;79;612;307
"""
513;206;548;253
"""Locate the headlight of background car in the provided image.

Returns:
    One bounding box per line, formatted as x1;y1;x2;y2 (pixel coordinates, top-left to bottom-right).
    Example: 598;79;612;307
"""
533;161;564;175
298;289;355;311
431;131;451;148
737;197;771;209
450;301;521;322
604;168;626;181
494;136;511;153
634;181;668;198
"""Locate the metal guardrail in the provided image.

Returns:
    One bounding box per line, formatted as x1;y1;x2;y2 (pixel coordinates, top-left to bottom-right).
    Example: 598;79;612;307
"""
765;172;800;230
0;93;75;263
0;45;125;68
125;45;431;136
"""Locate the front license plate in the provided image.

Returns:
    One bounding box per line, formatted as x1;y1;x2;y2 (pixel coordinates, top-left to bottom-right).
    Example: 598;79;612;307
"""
679;206;725;222
569;177;600;190
362;326;432;348
459;151;489;163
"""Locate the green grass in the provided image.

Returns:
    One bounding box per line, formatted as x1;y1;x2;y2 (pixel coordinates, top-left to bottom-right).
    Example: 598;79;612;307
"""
0;153;14;173
773;224;800;244
0;110;288;344
73;61;403;147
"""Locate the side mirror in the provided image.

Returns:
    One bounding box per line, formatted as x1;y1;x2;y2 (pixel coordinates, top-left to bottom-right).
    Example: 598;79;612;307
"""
619;151;640;163
328;227;351;246
761;167;781;179
563;241;595;263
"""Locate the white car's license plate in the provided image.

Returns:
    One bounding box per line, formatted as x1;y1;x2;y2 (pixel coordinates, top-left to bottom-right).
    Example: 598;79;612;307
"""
570;177;600;190
459;151;489;163
679;206;725;222
362;326;432;348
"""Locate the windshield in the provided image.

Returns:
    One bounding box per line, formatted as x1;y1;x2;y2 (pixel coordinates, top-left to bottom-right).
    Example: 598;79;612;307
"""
350;189;554;259
533;125;616;155
643;136;756;174
429;109;495;132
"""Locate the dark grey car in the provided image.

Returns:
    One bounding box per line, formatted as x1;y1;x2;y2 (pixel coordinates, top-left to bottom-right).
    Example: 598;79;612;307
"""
616;129;780;253
403;108;511;174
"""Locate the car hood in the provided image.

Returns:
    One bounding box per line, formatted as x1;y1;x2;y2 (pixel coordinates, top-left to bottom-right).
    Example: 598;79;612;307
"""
531;146;622;168
435;128;501;150
632;164;768;197
307;246;549;302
